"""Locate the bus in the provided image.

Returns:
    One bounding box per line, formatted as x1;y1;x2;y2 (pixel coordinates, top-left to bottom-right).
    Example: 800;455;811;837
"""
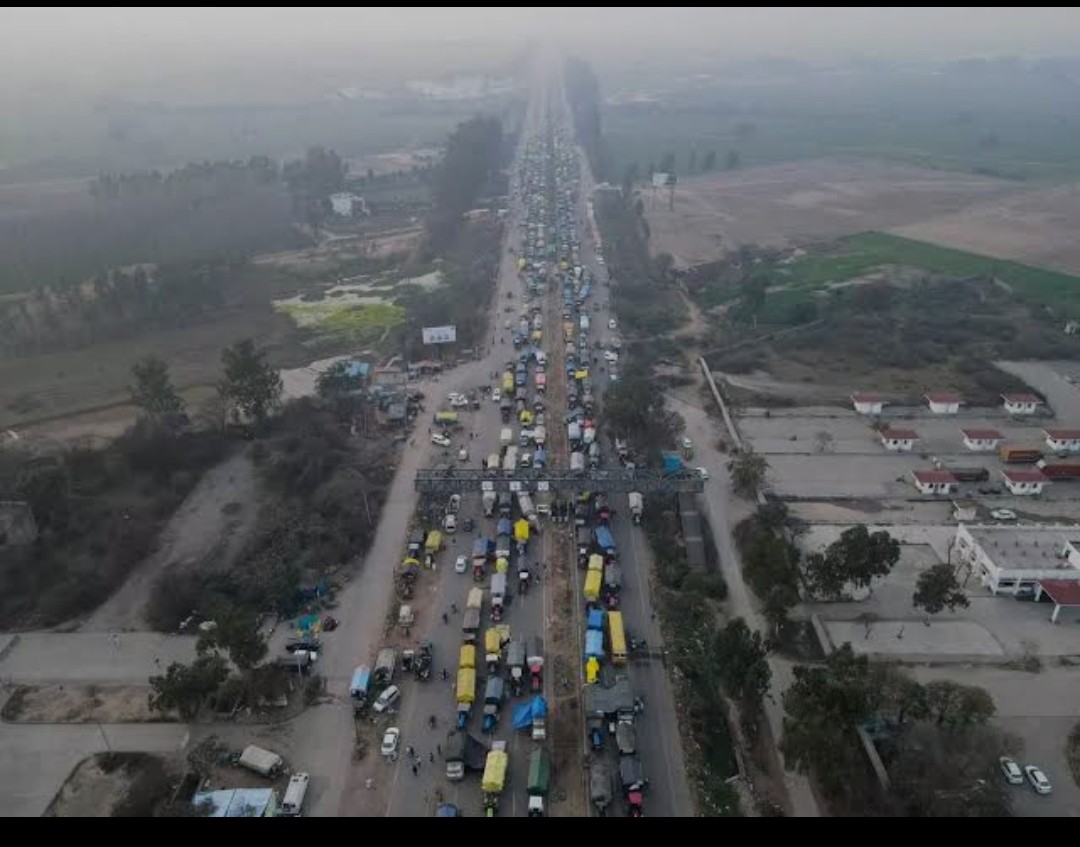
607;610;627;666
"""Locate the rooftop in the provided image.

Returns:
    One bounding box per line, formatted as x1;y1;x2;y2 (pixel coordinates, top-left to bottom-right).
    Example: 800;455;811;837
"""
1001;468;1049;484
851;392;886;403
961;428;1003;440
925;392;962;404
1038;579;1080;607
967;526;1074;572
913;470;957;484
1002;393;1041;404
881;428;919;440
1045;428;1080;440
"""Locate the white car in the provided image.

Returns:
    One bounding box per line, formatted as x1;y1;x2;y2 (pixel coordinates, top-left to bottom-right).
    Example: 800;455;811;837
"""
604;350;618;363
372;685;401;714
454;555;468;574
608;318;617;330
999;757;1023;785
380;727;401;760
1024;765;1052;795
444;514;457;534
492;388;502;402
448;393;469;409
431;433;452;448
696;467;711;481
609;371;619;382
991;509;1017;520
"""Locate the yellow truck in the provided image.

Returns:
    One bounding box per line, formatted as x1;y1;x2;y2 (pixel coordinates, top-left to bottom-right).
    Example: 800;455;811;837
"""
459;643;476;670
467;587;484;610
485;628;502;670
584;568;603;603
501;372;514;394
514;519;530;543
588;554;604;573
456;667;476;729
482;741;509;816
607;610;628;666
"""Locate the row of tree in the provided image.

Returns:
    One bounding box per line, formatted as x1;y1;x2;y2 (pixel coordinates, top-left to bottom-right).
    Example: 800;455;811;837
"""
564;57;606;180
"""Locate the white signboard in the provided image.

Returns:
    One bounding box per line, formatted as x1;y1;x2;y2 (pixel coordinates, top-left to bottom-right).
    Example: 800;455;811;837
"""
537;481;550;492
422;325;457;345
509;481;522;492
481;481;494;491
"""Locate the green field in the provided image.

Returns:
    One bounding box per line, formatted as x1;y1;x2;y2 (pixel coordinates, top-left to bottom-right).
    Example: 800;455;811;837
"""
782;232;1080;315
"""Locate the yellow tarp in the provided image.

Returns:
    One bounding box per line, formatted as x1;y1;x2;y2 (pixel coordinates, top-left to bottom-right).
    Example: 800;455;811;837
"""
517;257;526;270
514;519;530;542
584;569;602;602
459;644;475;670
575;369;589;380
519;410;534;425
493;624;511;645
485;629;501;655
481;750;509;792
434;411;458;424
588;554;604;573
425;531;443;552
456;668;476;703
495;557;509;574
467;587;484;610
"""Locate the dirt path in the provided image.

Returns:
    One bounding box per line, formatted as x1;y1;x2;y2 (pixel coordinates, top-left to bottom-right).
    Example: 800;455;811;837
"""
80;451;259;632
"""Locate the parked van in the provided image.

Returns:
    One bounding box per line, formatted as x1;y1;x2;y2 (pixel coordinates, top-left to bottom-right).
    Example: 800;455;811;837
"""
281;773;310;816
373;684;401;714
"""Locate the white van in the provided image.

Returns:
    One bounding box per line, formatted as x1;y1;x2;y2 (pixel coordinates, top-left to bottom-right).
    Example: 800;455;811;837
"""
281;773;310;816
373;684;401;714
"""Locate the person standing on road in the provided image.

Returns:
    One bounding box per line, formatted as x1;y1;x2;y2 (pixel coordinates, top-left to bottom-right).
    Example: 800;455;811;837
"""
412;764;418;777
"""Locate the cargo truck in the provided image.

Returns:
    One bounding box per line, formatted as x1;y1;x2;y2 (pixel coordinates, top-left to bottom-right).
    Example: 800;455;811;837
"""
507;640;526;695
999;444;1044;464
607;611;628;666
238;745;284;778
590;759;614;815
1038;459;1080;479
483;490;497;517
528;636;545;692
456;667;476;729
444;731;487;780
485;626;504;670
482;741;509;816
482;676;505;733
503;447;519;475
628;492;644;525
490;573;508;623
527;747;551;817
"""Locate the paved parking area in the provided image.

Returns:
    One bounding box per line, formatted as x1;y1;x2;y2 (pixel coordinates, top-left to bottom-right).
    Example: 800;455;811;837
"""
0;633;197;684
912;666;1080;817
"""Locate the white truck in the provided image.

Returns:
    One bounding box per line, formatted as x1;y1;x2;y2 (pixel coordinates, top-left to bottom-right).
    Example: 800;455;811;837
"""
629;492;644;525
579;314;590;333
483;490;497;517
503;446;519;475
571;452;586;472
583;426;596;445
238;745;284;778
533;425;547;446
517;492;538;528
491;572;508;622
500;427;513;447
281;773;310;816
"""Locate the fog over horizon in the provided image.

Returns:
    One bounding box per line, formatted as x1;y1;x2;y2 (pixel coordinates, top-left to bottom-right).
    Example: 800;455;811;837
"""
3;6;1080;66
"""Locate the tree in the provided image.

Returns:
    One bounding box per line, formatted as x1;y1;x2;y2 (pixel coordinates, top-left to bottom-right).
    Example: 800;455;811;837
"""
803;525;900;600
781;644;885;778
913;564;970;615
604;376;684;459
196;612;268;671
729;449;769;498
130;356;183;417
148;655;229;720
923;680;995;729
316;361;365;398
703;150;718;171
220;339;282;425
742;532;800;633
726;150;742;170
197;385;230;434
713;617;771;709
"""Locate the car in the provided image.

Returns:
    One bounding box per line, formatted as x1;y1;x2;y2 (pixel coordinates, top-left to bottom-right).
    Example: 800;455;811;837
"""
609;371;619;382
1000;757;1024;785
492;388;502;402
696;467;711;481
380;727;401;759
455;555;468;574
286;640;321;653
604;350;618;363
373;684;401;714
1024;764;1052;795
991;509;1018;521
444;514;457;534
608;318;617;330
431;433;452;448
458;447;469;462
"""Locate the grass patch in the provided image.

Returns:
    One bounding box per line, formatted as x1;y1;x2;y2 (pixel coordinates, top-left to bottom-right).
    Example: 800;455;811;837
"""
786;232;1080;316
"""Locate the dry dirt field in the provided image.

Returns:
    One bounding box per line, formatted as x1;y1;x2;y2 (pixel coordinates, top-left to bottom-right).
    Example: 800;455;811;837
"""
890;182;1080;276
2;684;165;724
44;752;180;817
645;158;1022;266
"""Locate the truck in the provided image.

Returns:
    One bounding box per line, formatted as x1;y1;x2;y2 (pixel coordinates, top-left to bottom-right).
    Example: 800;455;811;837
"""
619;755;647;794
580;313;590;333
406;529;425;559
999;444;1044;464
463;607;481;642
583;391;595;415
934;462;990;483
628;492;644;525
588;716;606;750
507;639;527;695
490;573;508;623
535;372;547;394
500;427;513;447
482;741;509;816
527;747;551;817
518;493;538;528
502;372;514;394
412;641;433;681
534;446;547;469
238;745;284;778
528;636;545;692
571;451;586;472
485;627;504;671
608;611;628;666
445;731;489;781
482;676;505;733
349;665;371;708
533;425;547;447
486;453;501;474
456;667;476;729
590;759;614;815
483;490;497;517
681;436;694;460
500;396;512;423
503;447;519;475
576;525;592;567
616;722;637;755
498;492;513;518
459;643;476;670
373;648;396;685
583;426;596;446
1037;459;1080;479
512;694;548;741
595;525;617;560
584;677;636;724
495;533;512;561
275;650;317;673
603;564;623;608
585;628;604;661
615;438;630;462
584;569;603;604
588;441;600;468
568;421;582;446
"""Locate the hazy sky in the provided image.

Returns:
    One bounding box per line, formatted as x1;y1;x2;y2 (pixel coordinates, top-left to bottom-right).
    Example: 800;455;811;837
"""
4;7;1080;62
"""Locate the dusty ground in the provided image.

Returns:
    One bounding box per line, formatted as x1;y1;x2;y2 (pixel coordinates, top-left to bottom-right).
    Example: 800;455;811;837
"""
891;183;1080;276
2;684;165;723
644;158;1021;266
81;451;260;632
252;225;422;274
44;752;180;817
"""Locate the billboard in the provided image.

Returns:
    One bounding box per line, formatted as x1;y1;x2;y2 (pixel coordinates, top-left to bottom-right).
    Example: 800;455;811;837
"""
422;325;457;345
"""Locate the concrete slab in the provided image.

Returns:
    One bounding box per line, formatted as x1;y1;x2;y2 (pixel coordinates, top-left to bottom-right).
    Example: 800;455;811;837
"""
0;633;197;684
824;619;1005;657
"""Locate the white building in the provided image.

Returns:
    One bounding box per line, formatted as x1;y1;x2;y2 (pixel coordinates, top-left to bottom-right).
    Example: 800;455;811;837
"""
954;524;1080;595
851;392;886;416
880;427;918;452
1002;393;1041;416
1001;468;1049;496
330;192;368;218
1044;428;1080;454
925;392;962;414
911;469;956;495
961;427;1004;452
